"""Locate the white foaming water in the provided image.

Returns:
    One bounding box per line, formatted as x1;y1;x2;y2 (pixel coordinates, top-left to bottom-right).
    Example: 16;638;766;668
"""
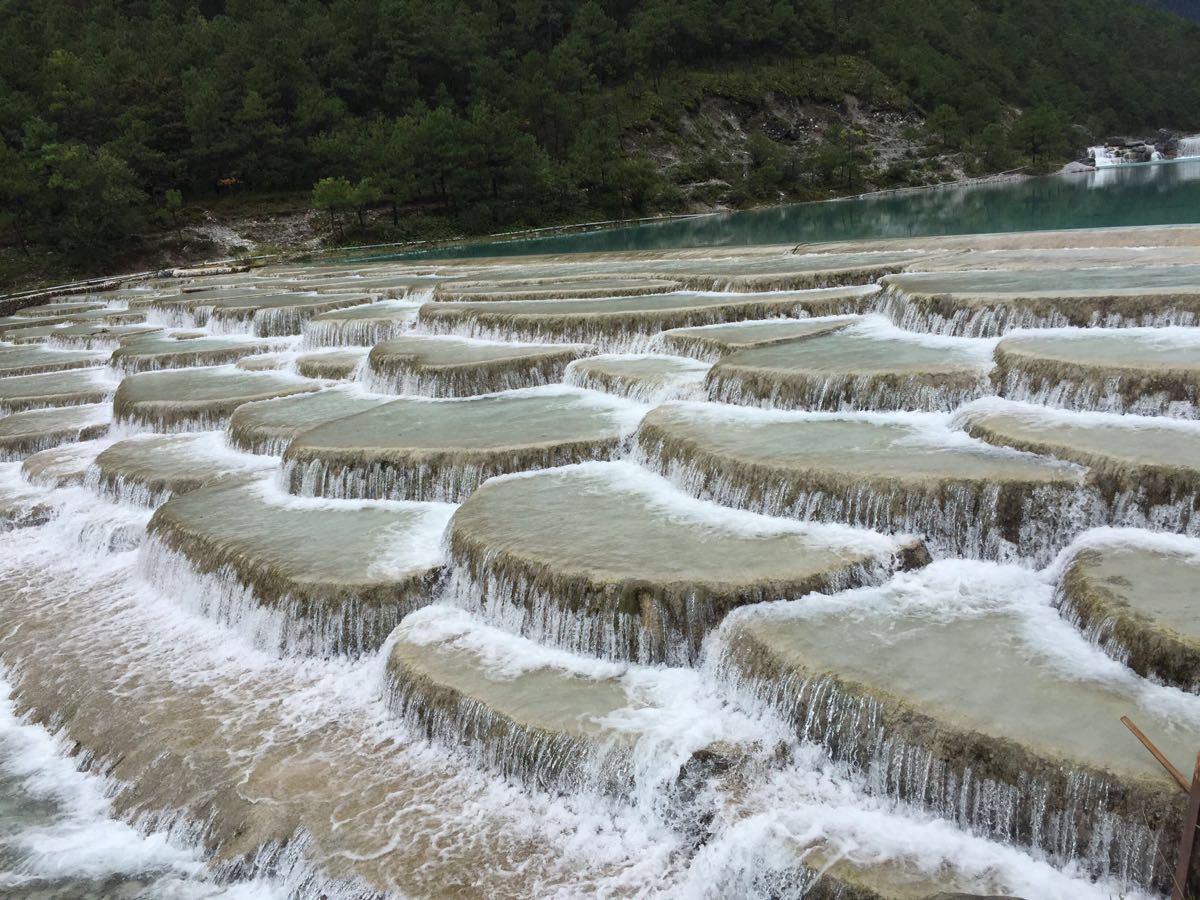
0;666;287;898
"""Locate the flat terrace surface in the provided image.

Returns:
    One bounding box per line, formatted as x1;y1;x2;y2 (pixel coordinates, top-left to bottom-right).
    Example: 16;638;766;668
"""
92;432;279;501
727;595;1200;785
640;404;1082;486
111;334;276;370
996;329;1200;370
450;462;901;591
308;300;421;324
1069;540;1200;643
295;348;368;379
0;368;117;412
960;401;1200;472
565;354;709;398
0;346;108;376
885;264;1200;297
388;606;633;741
369;334;589;368
288;390;635;457
228;389;390;453
202;292;372;317
20;439;111;487
0;404;111;457
150;479;452;590
113;368;320;423
422;286;875;321
714;326;992;377
661;316;861;358
434;277;680;302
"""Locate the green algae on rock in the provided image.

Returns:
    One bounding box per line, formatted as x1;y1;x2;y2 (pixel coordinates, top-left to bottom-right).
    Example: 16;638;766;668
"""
992;327;1200;417
113;367;321;431
284;388;639;502
143;478;453;655
364;334;594;397
635;403;1087;563
444;461;925;665
1056;532;1200;692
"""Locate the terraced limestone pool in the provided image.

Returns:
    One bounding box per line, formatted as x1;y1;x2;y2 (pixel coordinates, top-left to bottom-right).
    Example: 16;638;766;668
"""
635;402;1086;561
881;264;1200;336
4;219;1200;900
284;387;643;501
444;461;922;664
706;319;995;411
112;367;320;430
993;326;1200;416
363;334;594;396
418;285;876;350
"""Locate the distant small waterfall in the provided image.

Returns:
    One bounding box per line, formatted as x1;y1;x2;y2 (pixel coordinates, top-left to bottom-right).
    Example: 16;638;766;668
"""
1179;134;1200;158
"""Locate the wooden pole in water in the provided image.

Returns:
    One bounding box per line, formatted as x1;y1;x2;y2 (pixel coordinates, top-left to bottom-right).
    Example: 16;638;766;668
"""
1122;715;1191;793
1172;752;1200;900
1122;717;1200;898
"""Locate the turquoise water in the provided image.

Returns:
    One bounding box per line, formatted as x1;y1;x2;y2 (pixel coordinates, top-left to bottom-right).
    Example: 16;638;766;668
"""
390;159;1200;260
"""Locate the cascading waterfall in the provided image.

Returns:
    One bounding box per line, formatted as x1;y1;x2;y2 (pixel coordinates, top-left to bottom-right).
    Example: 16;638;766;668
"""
6;227;1200;900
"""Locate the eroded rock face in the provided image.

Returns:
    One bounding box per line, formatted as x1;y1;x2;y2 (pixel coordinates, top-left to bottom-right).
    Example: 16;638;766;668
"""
144;478;453;656
705;320;994;412
635;403;1087;563
419;286;877;351
443;461;924;665
112;368;320;431
363;334;594;397
283;388;638;502
880;265;1200;337
992;327;1200;417
1057;533;1200;692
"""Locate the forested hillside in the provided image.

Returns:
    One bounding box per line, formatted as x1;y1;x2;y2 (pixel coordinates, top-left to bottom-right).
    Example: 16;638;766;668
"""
1;0;1199;285
1134;0;1200;22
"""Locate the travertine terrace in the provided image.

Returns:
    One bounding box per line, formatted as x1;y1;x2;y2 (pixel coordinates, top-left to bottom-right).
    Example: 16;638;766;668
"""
3;223;1200;899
